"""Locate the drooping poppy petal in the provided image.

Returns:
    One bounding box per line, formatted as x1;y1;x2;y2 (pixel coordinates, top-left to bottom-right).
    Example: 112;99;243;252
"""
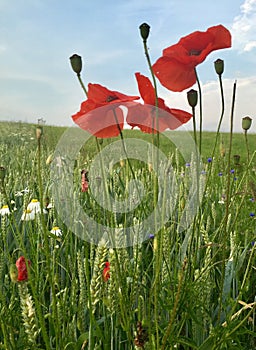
152;24;231;92
72;83;139;138
126;73;192;133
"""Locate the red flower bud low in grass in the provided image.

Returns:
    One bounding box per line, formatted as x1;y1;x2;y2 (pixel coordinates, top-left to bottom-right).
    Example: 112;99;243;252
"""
81;169;89;192
102;262;110;282
16;256;31;282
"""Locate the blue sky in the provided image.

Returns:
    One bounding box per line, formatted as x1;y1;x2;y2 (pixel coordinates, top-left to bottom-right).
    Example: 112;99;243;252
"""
0;0;256;133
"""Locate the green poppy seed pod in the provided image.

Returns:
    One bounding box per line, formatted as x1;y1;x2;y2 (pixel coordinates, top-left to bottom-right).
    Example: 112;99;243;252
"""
187;89;198;108
0;166;6;181
70;54;82;74
139;23;150;41
214;59;224;76
242;116;252;131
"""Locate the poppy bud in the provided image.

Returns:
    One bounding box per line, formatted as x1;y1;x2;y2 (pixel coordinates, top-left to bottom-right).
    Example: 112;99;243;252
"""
70;54;82;74
242;116;252;131
102;262;110;282
187;89;198;108
0;166;6;181
139;23;150;41
36;126;43;140
9;264;18;283
214;59;224;76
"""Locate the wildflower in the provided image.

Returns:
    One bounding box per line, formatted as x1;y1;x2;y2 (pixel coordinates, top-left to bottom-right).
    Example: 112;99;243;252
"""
72;83;139;138
149;233;154;239
81;169;89;192
46;154;53;165
148;163;153;172
119;159;125;167
127;73;192;133
185;163;190;167
0;205;10;216
14;188;30;197
21;209;35;221
27;199;41;214
207;157;212;163
16;256;31;282
249;213;255;217
230;169;235;174
152;24;231;91
218;172;223;176
102;262;110;282
249;198;255;202
50;226;62;237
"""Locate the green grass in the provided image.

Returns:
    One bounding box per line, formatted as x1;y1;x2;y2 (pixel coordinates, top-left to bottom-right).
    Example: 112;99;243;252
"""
0;120;256;349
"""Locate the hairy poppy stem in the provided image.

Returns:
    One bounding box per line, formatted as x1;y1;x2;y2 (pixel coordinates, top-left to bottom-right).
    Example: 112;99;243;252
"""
211;73;225;159
218;80;236;323
77;73;88;97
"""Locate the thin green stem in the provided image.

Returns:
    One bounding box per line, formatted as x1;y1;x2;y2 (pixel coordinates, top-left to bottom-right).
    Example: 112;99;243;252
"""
211;73;225;159
244;130;250;163
194;68;202;154
77;73;88;97
192;106;197;147
217;81;237;323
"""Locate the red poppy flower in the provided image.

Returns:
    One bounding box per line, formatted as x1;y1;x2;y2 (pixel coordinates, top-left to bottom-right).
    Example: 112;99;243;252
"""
72;83;140;138
102;261;110;282
152;25;231;92
16;256;31;282
126;73;192;133
81;169;89;192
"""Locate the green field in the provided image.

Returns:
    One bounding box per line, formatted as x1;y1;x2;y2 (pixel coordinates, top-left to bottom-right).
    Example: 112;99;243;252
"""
0;121;256;349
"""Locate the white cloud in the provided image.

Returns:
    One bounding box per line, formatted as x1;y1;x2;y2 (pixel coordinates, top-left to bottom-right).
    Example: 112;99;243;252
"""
232;0;256;52
160;76;256;133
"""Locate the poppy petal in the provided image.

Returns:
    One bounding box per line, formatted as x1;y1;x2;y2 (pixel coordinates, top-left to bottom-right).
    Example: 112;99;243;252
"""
152;56;197;92
73;104;124;138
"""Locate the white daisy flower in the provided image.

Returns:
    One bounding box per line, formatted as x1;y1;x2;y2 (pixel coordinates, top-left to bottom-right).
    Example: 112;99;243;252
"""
21;209;35;221
27;199;41;214
0;205;10;216
50;226;62;237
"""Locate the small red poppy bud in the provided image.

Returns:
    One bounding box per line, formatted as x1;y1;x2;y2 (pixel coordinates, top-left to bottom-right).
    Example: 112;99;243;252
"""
16;256;31;282
187;89;198;108
70;54;82;74
242;116;252;131
139;23;150;41
102;262;110;282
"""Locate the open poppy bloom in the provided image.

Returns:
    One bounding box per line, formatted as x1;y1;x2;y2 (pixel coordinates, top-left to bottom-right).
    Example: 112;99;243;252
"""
126;73;192;133
102;261;110;282
152;25;231;92
16;256;31;282
72;83;139;138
